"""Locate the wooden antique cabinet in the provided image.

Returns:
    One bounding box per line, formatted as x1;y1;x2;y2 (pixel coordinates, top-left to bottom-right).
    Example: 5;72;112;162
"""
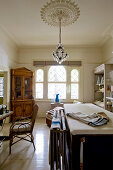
11;67;34;120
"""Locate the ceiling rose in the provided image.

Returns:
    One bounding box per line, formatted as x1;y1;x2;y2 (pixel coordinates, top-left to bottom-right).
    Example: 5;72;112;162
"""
40;0;80;27
41;0;80;64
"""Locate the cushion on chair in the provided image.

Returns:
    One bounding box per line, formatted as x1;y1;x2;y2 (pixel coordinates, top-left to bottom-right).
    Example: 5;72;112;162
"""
12;122;32;133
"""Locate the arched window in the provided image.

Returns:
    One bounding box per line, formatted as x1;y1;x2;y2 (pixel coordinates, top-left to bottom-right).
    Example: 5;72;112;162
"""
35;69;44;98
48;66;66;99
71;69;79;99
35;66;80;101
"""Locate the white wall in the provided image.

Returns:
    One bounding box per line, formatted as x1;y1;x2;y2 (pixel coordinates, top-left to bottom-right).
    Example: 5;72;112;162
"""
16;46;102;117
0;27;17;69
0;27;17;111
18;46;102;65
102;37;113;64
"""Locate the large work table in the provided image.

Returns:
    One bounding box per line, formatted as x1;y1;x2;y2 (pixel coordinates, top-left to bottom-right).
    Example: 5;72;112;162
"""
0;111;13;140
0;111;13;121
64;103;113;170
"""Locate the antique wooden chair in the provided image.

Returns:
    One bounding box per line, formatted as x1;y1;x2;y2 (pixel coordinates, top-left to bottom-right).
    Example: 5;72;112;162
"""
9;104;39;154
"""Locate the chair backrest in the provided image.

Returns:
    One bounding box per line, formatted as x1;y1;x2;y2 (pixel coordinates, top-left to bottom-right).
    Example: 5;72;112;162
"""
30;104;39;132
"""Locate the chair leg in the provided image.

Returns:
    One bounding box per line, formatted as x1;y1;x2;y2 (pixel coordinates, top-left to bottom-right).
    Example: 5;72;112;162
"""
9;135;13;154
31;133;36;151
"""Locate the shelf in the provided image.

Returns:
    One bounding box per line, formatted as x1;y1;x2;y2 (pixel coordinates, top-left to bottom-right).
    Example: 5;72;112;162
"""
96;84;104;86
95;90;104;93
106;97;113;101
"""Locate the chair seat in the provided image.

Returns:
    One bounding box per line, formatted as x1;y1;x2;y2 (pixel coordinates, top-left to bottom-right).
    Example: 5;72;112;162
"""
12;122;31;133
9;104;39;154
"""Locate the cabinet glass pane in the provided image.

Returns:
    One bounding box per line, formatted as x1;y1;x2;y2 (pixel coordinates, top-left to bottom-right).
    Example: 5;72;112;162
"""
24;78;31;98
15;77;21;98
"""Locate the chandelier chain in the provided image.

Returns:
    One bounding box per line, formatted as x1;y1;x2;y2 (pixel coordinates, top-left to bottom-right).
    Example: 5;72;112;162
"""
59;18;61;44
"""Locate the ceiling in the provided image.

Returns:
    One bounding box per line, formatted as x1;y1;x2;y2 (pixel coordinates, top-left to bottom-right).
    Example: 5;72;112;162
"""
0;0;113;47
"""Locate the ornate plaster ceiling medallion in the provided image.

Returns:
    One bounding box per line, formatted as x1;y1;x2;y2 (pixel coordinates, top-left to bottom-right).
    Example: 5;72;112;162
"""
41;0;80;27
41;0;80;64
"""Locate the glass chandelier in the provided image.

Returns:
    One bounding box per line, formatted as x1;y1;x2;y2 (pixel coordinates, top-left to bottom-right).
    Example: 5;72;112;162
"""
41;0;80;64
53;16;68;64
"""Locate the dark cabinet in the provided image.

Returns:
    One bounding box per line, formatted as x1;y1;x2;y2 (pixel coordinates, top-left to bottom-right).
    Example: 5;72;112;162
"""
11;67;34;120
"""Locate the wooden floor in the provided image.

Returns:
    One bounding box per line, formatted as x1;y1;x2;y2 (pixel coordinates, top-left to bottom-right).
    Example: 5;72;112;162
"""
0;118;50;170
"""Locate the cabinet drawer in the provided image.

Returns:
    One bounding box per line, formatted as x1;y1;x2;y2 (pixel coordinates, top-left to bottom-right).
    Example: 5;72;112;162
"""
12;102;23;119
23;101;33;117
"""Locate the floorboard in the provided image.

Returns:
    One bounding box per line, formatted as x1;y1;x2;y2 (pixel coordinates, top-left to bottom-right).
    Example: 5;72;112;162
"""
0;118;50;170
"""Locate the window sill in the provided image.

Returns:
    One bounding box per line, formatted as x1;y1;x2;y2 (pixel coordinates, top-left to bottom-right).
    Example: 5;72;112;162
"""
34;99;78;103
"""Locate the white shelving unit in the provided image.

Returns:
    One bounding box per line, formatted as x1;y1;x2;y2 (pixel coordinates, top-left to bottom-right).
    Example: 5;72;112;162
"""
94;64;113;110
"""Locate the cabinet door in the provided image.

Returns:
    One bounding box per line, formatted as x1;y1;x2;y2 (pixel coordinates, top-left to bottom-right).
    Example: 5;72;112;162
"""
24;77;32;99
14;76;23;100
23;101;33;117
13;102;23;118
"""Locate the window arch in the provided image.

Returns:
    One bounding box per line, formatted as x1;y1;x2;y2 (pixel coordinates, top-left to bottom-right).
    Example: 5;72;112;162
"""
36;69;43;82
71;69;79;82
35;69;44;99
71;69;79;99
48;66;66;82
48;66;66;99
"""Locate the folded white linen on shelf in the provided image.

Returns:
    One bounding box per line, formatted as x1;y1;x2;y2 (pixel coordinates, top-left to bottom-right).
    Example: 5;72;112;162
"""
51;117;61;129
47;110;55;114
67;112;109;127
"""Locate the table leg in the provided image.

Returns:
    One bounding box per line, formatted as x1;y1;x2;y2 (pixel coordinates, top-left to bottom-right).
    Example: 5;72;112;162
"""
70;135;81;170
0;136;10;140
